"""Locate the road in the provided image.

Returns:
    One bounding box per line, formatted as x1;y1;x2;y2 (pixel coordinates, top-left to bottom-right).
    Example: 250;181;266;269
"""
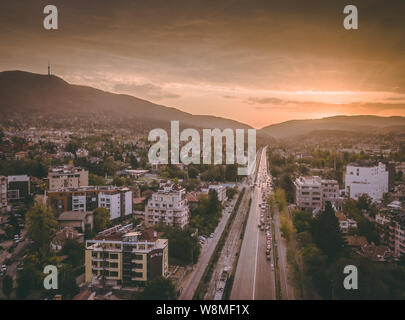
178;189;239;300
230;147;276;300
204;185;251;300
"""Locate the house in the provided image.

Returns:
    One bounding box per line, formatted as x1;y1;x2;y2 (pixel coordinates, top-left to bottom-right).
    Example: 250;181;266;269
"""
51;227;82;251
57;210;93;233
186;191;200;210
344;235;368;249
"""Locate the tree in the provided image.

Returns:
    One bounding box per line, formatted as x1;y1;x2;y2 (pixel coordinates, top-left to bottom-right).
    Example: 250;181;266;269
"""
188;166;199;179
89;173;105;186
155;226;200;265
140;277;177;300
275;188;287;212
292;210;313;233
311;202;344;260
2;275;13;298
225;164;238;181
93;207;111;233
61;239;85;266
226;187;237;200
57;264;79;300
26;205;58;259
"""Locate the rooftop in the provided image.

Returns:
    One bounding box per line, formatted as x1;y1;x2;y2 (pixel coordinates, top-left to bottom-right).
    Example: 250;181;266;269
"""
57;211;92;221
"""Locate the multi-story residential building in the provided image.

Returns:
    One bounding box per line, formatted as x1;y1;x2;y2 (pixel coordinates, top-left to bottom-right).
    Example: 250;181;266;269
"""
7;175;30;202
376;208;405;257
145;181;189;228
85;225;168;287
345;162;388;202
48;165;89;191
47;186;132;220
294;176;340;211
201;183;227;203
0;176;8;214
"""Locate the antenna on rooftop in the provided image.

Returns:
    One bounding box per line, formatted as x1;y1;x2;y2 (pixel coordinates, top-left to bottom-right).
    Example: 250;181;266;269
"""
48;61;51;76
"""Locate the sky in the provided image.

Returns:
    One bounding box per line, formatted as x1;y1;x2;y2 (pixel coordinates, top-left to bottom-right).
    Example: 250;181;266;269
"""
0;0;404;128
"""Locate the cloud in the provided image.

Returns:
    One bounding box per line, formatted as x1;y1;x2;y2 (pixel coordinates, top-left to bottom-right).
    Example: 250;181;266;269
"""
247;96;405;114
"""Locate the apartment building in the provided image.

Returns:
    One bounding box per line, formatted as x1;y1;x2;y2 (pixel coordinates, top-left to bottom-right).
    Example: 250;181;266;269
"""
85;225;168;287
294;176;340;211
145;181;189;228
345;162;388;202
201;183;227;203
47;186;132;220
48;165;89;191
376;208;405;257
0;176;8;214
7;175;30;202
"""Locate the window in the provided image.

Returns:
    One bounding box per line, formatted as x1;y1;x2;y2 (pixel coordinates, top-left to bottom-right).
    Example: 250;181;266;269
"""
110;253;118;259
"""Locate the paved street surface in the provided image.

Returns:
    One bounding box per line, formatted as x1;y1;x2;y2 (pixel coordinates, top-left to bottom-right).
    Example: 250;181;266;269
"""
231;147;276;300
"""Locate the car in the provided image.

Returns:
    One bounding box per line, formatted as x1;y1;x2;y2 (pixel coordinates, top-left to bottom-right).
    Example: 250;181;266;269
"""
266;255;271;261
17;263;24;272
210;233;214;238
270;263;274;270
1;264;7;272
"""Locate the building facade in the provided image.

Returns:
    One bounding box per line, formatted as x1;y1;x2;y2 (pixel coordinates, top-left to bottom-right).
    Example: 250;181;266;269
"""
47;186;132;220
294;176;340;211
201;183;227;203
0;176;8;214
48;165;89;191
145;182;189;228
85;225;168;287
345;162;389;202
376;210;405;257
7;175;30;202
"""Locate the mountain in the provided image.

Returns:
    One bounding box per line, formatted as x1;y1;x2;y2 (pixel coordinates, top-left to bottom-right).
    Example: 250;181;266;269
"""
0;70;251;130
259;115;405;139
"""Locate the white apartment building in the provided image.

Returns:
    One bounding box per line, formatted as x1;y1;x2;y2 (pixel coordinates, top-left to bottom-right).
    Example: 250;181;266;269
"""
345;162;388;202
0;176;8;214
98;188;132;220
201;183;227;203
48;165;89;191
49;186;132;220
294;176;340;211
145;181;189;228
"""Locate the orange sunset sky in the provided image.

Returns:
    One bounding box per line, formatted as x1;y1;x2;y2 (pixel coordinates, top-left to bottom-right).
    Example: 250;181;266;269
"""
0;0;404;128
